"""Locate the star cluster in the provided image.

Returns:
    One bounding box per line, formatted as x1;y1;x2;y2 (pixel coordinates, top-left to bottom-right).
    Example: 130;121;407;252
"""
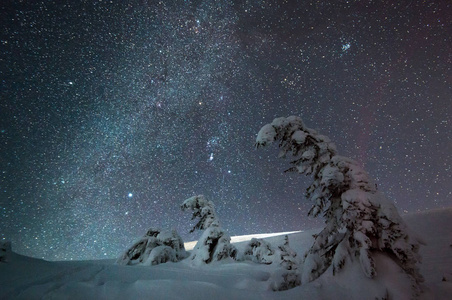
0;0;450;260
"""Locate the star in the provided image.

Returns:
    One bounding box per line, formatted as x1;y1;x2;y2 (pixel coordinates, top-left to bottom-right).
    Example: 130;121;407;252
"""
342;43;351;51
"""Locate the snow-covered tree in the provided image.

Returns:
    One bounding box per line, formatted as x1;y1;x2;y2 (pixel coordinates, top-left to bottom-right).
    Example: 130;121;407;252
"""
256;116;423;295
243;235;300;291
181;194;220;232
243;238;275;264
278;235;299;272
117;228;187;266
181;195;237;264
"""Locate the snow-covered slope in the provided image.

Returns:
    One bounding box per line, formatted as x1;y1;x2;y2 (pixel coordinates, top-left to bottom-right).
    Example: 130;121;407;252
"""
1;209;451;299
183;231;301;250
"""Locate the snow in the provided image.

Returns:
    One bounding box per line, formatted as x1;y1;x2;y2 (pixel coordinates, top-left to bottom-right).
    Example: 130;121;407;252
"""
242;238;276;264
180;195;237;265
291;130;307;144
143;246;178;266
255;123;276;147
181;195;220;231
1;208;451;299
188;226;236;265
184;231;301;250
116;228;187;266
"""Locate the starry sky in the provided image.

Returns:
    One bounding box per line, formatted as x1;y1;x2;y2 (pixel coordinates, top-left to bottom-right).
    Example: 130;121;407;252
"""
1;0;450;261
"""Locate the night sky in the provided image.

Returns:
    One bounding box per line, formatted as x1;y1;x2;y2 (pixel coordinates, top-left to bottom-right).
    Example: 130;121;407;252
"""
1;0;450;261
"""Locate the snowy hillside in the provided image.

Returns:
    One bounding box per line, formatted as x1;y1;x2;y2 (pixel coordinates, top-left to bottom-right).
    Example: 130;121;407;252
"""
1;208;451;299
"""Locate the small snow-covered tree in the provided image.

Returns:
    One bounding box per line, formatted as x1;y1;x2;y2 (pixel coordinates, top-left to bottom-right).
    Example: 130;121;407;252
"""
278;235;299;271
270;235;301;291
243;235;300;291
181;195;237;264
181;194;220;232
256;116;423;295
117;228;187;266
243;238;275;264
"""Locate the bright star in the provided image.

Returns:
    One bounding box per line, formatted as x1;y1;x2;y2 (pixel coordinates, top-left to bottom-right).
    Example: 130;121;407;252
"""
128;193;133;198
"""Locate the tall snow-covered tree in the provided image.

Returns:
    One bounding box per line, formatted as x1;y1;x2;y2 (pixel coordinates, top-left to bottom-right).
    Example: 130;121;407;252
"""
181;195;237;264
255;116;423;295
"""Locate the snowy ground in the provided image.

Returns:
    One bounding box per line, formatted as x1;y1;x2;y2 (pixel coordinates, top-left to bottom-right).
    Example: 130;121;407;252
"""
1;208;451;299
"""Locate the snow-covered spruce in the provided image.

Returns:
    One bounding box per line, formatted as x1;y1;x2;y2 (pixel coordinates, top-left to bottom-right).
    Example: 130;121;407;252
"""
243;235;301;291
243;235;298;267
181;195;237;264
256;116;423;296
270;235;301;291
181;194;220;232
243;238;275;264
117;228;187;266
278;235;299;272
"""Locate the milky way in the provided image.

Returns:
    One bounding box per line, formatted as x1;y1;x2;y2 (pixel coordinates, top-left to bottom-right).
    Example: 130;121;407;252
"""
1;0;450;260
